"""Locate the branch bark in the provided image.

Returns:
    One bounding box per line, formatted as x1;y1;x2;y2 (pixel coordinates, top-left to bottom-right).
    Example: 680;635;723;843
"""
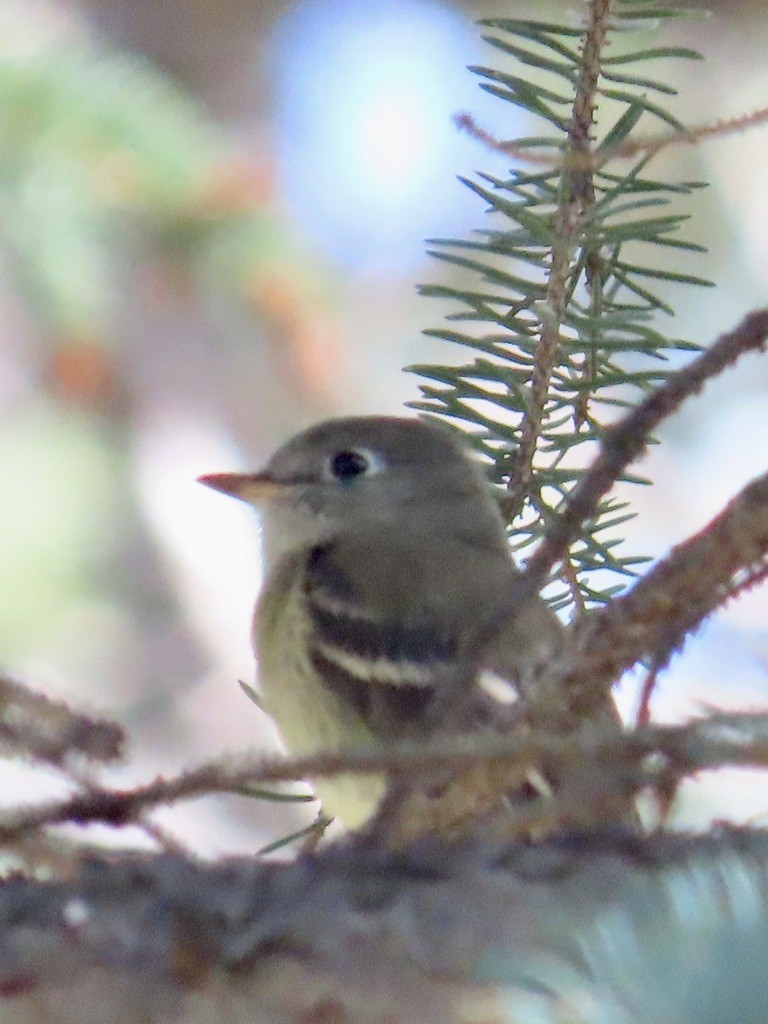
1;830;768;1024
556;468;768;715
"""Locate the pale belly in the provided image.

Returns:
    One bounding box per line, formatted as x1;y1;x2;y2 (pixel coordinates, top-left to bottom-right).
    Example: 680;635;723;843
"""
255;578;387;829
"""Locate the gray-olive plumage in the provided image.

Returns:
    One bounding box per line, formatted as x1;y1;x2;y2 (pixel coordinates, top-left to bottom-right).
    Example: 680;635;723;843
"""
200;416;563;826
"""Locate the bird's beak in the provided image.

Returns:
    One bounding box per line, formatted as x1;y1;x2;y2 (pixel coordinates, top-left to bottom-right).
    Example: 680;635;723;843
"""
197;471;285;505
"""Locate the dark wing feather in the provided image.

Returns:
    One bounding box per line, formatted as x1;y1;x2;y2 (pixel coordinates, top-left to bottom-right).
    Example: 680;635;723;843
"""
302;531;516;736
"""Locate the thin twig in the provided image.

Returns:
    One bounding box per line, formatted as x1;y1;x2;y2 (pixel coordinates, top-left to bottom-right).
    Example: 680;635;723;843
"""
636;662;662;726
4;713;768;840
455;105;768;169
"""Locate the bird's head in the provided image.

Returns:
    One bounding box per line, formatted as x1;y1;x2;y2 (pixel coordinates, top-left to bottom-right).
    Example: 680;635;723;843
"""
198;416;505;564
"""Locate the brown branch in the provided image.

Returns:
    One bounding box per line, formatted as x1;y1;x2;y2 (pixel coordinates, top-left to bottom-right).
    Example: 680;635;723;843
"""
635;559;768;735
520;308;768;603
0;674;124;766
557;469;768;713
636;662;662;726
0;740;529;839
718;559;768;609
562;555;587;616
611;105;768;160
5;711;768;844
374;711;768;845
455;104;768;169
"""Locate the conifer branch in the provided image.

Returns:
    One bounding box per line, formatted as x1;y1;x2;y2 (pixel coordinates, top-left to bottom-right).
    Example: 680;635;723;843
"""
414;2;712;610
508;0;610;518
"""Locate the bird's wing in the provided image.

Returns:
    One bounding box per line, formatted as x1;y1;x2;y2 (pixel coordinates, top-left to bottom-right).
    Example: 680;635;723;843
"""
301;530;517;736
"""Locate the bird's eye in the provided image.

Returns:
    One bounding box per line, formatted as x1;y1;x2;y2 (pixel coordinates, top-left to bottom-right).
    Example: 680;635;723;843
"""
328;449;371;481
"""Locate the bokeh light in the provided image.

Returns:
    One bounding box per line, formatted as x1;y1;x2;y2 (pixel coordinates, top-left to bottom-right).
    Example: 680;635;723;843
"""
270;0;511;272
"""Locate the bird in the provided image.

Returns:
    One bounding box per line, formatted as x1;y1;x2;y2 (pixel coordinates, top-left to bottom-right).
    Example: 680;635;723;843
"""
199;415;565;828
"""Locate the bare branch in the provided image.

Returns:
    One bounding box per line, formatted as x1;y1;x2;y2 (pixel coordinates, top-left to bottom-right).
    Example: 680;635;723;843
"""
4;712;768;843
455;104;768;168
0;674;124;766
557;468;768;712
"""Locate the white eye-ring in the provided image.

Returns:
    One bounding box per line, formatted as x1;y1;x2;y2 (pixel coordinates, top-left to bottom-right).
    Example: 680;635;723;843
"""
325;447;382;483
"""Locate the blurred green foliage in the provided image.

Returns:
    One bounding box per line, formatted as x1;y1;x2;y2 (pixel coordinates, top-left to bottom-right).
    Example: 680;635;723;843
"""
0;403;118;656
0;3;299;338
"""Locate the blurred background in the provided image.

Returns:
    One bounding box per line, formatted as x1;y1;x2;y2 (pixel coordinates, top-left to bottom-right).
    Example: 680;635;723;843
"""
1;0;767;854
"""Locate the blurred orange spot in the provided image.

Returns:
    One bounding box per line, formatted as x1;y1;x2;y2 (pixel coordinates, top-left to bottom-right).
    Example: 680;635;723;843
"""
194;158;275;216
47;339;117;409
291;318;346;401
246;270;346;403
255;272;302;326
